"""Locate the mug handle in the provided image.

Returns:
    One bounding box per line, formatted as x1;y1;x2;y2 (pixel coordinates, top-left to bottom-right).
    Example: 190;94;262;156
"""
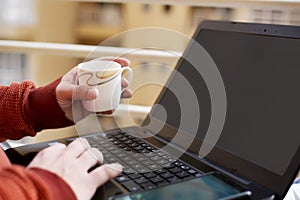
120;66;133;93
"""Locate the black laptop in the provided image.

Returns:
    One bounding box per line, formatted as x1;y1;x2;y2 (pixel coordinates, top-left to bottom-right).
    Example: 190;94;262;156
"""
6;20;300;200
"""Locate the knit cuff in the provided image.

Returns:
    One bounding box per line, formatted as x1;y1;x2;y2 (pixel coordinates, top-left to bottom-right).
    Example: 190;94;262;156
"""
24;77;74;133
0;81;36;139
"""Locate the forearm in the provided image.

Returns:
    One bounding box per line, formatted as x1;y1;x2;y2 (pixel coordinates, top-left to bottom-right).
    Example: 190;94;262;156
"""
0;81;36;140
0;166;76;200
0;78;73;140
25;77;73;133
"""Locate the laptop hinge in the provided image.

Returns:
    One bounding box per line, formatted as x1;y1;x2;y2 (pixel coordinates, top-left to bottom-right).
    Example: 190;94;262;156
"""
192;153;251;186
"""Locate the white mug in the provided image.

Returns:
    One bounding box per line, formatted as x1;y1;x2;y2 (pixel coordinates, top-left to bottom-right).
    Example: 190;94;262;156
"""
77;60;133;113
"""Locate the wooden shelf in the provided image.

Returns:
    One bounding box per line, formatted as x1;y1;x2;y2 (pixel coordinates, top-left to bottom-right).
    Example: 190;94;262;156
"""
77;24;123;41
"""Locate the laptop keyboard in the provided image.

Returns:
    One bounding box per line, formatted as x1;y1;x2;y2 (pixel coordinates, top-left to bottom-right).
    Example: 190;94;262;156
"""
82;131;202;192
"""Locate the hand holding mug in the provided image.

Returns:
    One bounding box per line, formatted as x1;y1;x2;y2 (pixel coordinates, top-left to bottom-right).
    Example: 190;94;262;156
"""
56;57;133;121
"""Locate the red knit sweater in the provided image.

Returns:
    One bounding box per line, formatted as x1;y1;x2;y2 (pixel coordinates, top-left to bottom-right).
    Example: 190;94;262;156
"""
0;78;76;200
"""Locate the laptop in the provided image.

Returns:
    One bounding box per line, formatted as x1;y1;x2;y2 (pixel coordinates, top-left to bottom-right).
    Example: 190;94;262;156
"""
5;20;300;200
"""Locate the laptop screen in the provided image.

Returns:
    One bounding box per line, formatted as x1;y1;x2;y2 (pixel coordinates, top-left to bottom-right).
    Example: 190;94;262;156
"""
146;21;300;197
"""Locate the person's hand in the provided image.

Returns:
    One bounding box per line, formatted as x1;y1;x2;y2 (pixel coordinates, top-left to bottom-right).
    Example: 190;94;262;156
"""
56;57;133;121
28;138;122;200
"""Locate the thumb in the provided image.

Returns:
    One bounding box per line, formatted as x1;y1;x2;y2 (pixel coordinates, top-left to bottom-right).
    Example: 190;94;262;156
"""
72;85;99;100
89;163;122;186
57;83;98;101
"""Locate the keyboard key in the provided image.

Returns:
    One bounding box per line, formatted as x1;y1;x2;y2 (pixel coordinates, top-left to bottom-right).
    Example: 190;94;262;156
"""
111;150;122;155
121;156;134;162
106;146;118;151
132;164;145;170
135;156;148;162
154;169;167;174
127;160;139;166
141;143;149;147
150;156;161;161
105;157;118;163
133;146;144;151
128;143;139;148
136;168;150;173
156;159;169;165
169;167;182;174
129;152;142;158
176;171;190;178
168;159;177;163
164;164;176;170
107;136;115;141
123;166;135;174
98;143;108;148
136;140;145;144
118;137;127;141
148;164;160;170
112;141;121;145
134;177;149;184
156;151;166;156
143;172;157;179
150;176;164;184
157;181;169;187
141;182;156;190
173;161;183;166
144;152;156;158
98;140;107;145
117;153;127;158
123;168;136;174
143;160;155;166
187;169;197;174
132;138;140;142
96;146;106;152
167;176;181;183
123;147;132;151
117;144;127;148
116;176;129;183
138;149;150;153
160;172;174;179
162;155;172;160
180;165;190;170
146;146;155;151
128;173;142;179
121;181;141;192
124;140;133;145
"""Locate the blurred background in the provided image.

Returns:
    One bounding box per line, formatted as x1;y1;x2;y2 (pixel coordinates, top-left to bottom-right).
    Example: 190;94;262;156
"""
1;0;300;142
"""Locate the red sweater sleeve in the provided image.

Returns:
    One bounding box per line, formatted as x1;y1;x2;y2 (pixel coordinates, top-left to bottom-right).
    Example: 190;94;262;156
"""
0;81;36;139
0;165;76;200
0;78;76;199
0;77;73;140
25;77;73;133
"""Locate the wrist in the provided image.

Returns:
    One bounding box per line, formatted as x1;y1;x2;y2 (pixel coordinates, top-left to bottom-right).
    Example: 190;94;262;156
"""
25;77;74;132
